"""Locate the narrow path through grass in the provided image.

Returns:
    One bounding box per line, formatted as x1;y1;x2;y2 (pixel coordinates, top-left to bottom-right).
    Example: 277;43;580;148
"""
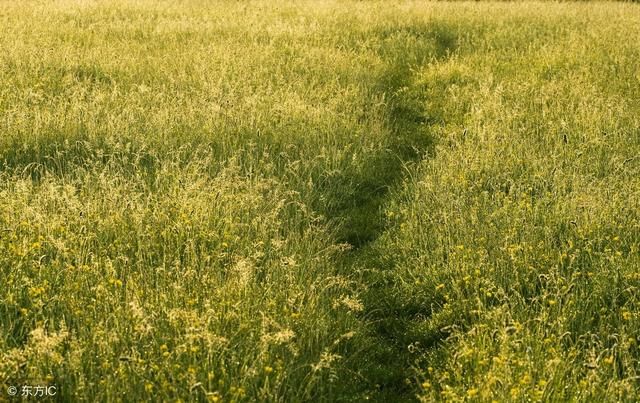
315;25;459;401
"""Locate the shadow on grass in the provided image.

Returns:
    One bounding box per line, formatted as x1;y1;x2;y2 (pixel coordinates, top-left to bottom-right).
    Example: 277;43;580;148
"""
321;22;459;402
0;19;459;401
315;21;456;249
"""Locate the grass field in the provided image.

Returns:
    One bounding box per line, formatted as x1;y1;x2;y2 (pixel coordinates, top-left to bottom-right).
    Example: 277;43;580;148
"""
1;1;639;401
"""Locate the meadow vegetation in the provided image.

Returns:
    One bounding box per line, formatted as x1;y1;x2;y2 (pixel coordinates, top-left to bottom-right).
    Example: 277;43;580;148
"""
1;1;639;401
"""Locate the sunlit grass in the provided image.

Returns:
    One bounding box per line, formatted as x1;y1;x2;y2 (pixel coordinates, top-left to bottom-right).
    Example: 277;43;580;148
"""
1;1;639;401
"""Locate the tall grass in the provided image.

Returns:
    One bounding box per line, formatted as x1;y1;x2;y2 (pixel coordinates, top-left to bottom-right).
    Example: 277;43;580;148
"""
0;1;639;402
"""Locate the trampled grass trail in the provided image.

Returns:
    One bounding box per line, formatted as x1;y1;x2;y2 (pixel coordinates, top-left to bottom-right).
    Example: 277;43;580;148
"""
323;27;453;400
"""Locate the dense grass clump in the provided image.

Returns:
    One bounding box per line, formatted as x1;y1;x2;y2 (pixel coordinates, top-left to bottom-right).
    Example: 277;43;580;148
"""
1;1;639;402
